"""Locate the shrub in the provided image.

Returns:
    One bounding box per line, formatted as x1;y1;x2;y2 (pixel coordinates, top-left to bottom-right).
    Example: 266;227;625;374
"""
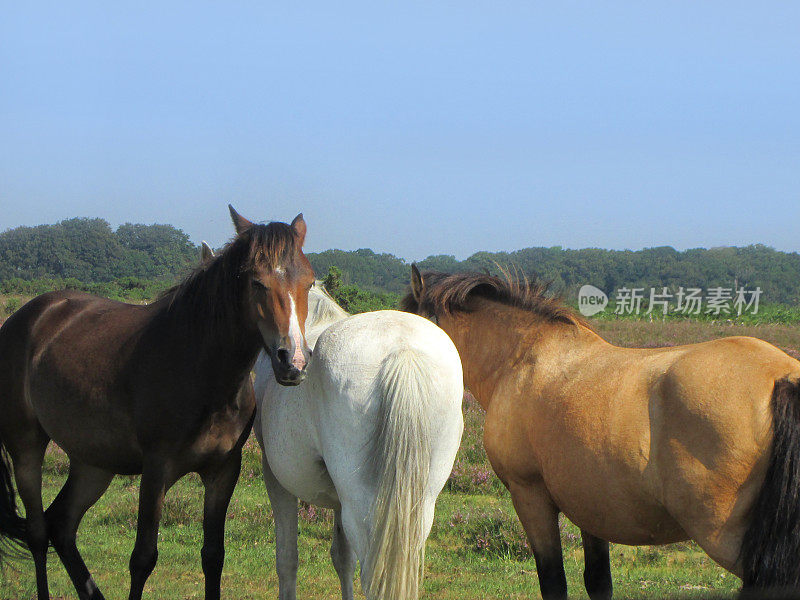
450;509;530;560
4;298;20;315
299;501;333;524
446;460;499;494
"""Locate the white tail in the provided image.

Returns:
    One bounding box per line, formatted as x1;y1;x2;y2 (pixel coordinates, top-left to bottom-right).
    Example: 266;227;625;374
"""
364;347;435;600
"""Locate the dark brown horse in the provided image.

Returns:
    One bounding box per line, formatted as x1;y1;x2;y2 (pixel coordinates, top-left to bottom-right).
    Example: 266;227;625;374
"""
0;206;315;600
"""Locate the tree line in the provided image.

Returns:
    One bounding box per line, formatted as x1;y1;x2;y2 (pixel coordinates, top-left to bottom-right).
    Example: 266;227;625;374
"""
2;218;800;307
313;244;800;306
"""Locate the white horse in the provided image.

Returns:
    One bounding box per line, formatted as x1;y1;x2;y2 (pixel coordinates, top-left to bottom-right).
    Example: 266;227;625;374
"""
253;283;464;600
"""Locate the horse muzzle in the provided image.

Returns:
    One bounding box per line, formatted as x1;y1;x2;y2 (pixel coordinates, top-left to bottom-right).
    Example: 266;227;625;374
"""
270;346;309;386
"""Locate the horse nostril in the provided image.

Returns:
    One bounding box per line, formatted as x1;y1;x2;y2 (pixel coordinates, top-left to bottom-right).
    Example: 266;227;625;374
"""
276;348;290;364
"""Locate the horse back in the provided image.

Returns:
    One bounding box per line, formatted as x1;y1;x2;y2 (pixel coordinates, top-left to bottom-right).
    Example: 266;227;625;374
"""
310;311;463;478
312;311;462;417
0;291;152;471
489;333;800;550
258;311;463;508
0;290;120;401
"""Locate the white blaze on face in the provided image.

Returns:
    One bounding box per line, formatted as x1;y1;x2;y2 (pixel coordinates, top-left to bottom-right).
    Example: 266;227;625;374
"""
287;292;307;370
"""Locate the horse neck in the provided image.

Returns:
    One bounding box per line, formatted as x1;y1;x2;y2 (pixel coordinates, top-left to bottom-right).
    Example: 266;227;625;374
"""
440;300;604;411
147;290;261;390
307;288;349;326
304;287;350;348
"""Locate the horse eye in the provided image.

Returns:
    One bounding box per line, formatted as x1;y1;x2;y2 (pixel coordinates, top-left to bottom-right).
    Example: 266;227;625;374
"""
307;282;314;290
251;279;269;292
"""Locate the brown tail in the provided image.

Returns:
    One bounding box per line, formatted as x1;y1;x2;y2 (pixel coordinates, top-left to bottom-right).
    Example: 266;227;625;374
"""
0;434;28;563
741;378;800;594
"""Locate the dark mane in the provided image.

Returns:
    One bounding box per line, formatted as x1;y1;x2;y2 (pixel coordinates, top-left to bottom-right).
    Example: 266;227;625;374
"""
400;270;588;327
157;222;299;339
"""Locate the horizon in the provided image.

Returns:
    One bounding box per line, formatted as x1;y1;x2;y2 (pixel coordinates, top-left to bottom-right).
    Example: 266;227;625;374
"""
2;3;799;260
2;214;797;263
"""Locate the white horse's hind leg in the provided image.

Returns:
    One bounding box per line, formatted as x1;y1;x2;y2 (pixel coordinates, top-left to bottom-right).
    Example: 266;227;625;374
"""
338;493;373;596
262;457;299;600
330;509;356;600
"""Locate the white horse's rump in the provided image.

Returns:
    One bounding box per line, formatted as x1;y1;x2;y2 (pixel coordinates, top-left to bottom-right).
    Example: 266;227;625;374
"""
254;285;463;600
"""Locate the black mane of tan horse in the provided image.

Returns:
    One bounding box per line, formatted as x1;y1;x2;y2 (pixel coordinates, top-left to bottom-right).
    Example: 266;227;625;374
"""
403;265;800;599
0;207;314;600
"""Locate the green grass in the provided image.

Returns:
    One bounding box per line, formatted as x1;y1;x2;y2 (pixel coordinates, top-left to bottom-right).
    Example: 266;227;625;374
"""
2;318;794;599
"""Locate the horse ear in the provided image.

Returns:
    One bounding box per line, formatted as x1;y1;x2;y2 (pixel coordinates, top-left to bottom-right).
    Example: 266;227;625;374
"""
411;264;425;303
291;213;306;246
228;205;254;235
200;241;214;263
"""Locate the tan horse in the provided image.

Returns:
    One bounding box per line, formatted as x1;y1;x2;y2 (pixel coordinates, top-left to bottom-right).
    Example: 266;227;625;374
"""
402;266;800;599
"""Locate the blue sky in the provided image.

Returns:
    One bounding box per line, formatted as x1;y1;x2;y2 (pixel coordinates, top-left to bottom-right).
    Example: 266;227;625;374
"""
1;2;799;260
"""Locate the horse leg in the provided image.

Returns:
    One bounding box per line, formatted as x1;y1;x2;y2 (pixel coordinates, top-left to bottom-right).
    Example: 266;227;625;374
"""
508;482;567;600
12;441;49;600
337;497;372;597
330;509;356;600
199;451;242;600
262;457;299;600
580;529;612;600
45;462;114;600
128;460;169;600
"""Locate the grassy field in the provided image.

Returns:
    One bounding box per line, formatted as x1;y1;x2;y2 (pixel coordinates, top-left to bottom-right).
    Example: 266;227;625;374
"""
3;318;800;599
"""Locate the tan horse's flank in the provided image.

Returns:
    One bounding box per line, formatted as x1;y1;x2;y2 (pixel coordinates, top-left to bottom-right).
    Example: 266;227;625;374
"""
402;268;800;599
